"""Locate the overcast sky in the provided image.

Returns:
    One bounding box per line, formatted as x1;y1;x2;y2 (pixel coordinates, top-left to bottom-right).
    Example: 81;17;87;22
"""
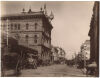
1;1;94;59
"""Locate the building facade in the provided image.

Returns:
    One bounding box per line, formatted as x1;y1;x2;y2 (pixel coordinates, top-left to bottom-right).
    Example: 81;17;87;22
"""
51;46;59;62
88;2;99;76
1;6;54;63
80;40;90;61
51;46;66;64
78;40;90;68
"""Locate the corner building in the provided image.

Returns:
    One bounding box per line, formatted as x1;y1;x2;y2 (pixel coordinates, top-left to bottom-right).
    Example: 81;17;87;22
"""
1;7;54;63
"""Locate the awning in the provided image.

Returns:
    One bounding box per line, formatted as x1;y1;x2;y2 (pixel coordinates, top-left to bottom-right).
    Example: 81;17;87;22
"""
87;62;97;67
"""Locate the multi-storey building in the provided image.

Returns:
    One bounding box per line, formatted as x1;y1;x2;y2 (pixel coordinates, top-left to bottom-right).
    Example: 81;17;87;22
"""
57;47;65;58
78;40;90;68
80;40;90;61
51;46;66;64
1;5;54;63
88;2;99;76
51;46;59;62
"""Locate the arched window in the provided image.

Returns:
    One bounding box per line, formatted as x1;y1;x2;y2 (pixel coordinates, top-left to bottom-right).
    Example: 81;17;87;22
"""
18;24;20;30
11;24;13;30
25;35;29;43
26;23;29;30
26;35;29;39
15;24;17;30
34;35;38;43
34;35;38;38
35;23;38;30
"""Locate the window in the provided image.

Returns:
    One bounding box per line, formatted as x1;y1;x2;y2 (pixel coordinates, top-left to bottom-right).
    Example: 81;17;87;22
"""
15;24;17;30
18;24;20;30
34;35;38;43
25;35;29;43
11;24;13;30
34;35;38;38
35;23;37;30
34;39;37;43
26;35;29;39
26;23;29;30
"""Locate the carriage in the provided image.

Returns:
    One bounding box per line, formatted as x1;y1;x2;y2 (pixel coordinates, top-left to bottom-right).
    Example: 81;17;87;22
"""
18;45;38;69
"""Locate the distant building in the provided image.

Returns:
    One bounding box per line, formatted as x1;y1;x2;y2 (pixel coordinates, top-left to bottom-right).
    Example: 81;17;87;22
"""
88;2;99;76
81;40;90;61
51;46;59;62
51;46;66;64
57;47;66;64
78;40;90;68
57;48;65;58
1;5;54;64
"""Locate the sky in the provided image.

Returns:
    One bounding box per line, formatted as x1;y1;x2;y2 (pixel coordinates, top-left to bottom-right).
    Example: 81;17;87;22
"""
1;1;94;59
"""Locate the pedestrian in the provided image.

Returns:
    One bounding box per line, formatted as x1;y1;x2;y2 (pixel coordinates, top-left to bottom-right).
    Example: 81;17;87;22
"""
86;61;97;76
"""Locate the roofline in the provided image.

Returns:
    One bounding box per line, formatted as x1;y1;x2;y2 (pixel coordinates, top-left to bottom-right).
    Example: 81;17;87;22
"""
1;12;45;20
1;11;53;29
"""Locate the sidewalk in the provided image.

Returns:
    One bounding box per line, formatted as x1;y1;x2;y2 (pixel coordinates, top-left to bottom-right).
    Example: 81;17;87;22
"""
2;69;21;77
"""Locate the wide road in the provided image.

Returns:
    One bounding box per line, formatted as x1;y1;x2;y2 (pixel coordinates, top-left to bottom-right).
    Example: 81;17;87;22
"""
20;64;87;77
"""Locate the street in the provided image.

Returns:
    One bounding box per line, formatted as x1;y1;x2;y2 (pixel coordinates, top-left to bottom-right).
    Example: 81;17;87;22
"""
19;64;86;77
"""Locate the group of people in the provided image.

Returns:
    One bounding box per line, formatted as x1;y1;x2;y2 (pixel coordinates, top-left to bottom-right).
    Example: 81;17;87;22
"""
66;59;97;76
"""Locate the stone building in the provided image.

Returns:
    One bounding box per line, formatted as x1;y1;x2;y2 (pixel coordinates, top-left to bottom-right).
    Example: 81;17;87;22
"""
57;47;65;59
88;2;99;76
78;40;90;68
80;40;90;61
1;5;54;64
51;46;66;64
57;47;66;64
51;46;59;62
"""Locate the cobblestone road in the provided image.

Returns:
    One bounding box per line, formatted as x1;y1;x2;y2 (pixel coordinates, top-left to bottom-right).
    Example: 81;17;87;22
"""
20;64;87;77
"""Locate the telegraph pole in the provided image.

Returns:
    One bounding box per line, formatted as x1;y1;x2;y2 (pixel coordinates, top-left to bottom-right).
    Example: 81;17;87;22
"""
2;18;9;76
